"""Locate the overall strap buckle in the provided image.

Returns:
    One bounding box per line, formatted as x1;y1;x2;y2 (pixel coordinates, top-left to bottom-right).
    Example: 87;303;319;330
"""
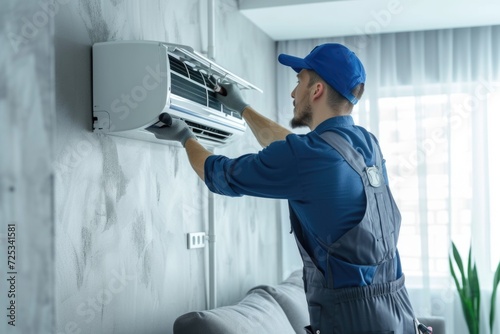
365;166;383;187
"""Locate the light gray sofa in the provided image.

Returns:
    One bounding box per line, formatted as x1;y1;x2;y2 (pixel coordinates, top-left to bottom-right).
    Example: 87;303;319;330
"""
173;270;445;334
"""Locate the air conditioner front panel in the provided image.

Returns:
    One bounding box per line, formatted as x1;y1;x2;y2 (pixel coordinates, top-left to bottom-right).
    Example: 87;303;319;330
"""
93;41;170;132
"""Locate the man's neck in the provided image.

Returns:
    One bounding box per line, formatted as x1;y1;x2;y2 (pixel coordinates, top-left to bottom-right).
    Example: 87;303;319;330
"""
309;107;351;130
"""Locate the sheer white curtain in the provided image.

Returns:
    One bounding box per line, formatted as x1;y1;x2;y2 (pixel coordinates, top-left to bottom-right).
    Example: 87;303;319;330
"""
277;26;500;334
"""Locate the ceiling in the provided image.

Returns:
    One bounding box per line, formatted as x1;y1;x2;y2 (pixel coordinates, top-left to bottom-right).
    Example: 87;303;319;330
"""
239;0;500;41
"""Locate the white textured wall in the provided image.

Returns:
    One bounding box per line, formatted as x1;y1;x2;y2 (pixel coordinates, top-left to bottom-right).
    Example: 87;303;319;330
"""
52;1;280;334
1;0;55;333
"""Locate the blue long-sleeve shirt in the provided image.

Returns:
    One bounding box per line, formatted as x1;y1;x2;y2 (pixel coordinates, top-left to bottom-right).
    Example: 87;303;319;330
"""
204;116;395;280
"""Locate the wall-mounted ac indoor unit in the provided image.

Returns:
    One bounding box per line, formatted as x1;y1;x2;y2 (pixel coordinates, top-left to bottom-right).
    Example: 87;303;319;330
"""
92;40;262;147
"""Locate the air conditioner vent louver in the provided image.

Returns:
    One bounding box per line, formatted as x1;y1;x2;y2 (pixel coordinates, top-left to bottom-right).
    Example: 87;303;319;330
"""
92;41;261;147
208;94;220;110
184;119;232;144
169;56;244;120
168;55;189;77
189;68;206;86
171;73;208;106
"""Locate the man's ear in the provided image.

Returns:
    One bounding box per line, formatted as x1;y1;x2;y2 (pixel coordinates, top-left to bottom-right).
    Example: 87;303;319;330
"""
311;82;325;101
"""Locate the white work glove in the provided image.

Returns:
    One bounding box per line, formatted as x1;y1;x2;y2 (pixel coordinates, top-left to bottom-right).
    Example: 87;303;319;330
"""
215;83;250;116
147;118;196;147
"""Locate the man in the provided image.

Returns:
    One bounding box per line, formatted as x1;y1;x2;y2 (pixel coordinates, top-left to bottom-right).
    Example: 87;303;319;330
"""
149;43;420;333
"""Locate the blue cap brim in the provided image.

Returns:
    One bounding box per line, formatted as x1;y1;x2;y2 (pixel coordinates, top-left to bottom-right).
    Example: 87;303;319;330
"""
278;54;311;73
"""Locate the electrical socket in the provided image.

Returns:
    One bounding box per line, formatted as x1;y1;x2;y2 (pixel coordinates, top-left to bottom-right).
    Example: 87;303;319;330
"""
187;232;206;249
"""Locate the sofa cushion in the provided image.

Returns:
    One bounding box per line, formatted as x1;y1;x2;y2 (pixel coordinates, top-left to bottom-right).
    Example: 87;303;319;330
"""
173;288;296;334
249;270;309;333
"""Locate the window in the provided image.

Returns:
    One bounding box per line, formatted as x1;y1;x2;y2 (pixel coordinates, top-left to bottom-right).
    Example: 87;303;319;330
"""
355;85;500;287
488;92;500;271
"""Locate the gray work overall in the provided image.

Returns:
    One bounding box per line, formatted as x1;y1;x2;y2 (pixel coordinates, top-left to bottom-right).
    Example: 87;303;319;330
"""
290;131;417;334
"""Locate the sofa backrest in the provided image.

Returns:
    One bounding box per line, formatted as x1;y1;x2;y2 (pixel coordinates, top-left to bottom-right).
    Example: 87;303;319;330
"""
173;288;297;334
249;270;309;333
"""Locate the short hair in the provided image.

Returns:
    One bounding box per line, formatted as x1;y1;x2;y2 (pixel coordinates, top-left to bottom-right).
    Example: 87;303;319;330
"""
307;70;364;112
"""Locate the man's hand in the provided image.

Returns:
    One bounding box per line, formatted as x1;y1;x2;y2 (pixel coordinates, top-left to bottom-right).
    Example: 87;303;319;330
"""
216;83;249;116
147;118;196;147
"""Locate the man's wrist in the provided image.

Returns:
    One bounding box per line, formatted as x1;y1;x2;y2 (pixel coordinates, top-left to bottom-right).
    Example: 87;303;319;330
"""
241;105;254;117
180;129;197;147
240;104;251;116
183;136;198;147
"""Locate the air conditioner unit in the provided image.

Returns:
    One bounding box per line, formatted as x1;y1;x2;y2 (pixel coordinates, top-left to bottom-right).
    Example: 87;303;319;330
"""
92;40;262;147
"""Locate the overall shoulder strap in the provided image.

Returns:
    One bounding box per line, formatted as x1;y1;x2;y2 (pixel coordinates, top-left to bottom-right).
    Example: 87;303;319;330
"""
319;131;384;188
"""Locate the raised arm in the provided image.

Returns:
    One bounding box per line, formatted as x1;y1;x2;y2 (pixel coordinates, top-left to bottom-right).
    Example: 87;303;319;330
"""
184;137;212;181
241;106;291;147
146;83;291;182
147;119;212;181
216;83;291;147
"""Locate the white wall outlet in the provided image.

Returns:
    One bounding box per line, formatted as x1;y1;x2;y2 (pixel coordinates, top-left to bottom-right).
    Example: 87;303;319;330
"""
187;232;206;249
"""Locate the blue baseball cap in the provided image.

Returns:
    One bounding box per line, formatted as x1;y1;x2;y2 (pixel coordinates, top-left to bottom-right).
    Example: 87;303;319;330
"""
278;43;366;104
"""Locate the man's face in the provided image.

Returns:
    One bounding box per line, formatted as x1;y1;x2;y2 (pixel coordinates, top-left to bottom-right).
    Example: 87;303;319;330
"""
290;70;312;129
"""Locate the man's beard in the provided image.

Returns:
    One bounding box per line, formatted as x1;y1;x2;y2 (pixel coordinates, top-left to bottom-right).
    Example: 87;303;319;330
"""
290;103;312;129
